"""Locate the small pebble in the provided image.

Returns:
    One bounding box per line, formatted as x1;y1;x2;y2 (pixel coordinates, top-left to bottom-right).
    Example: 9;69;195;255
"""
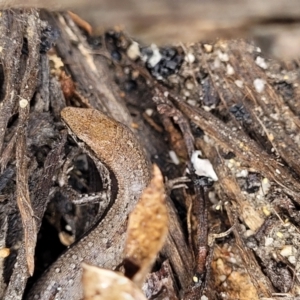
236;169;248;178
228;256;237;264
131;70;139;79
148;44;162;67
185;81;194;90
262;206;271;216
126;41;141;60
217;50;229;62
203;44;213;53
234;80;244;88
270;113;279;120
203;105;212;112
255;56;268;69
169;150;180;165
268;133;274;142
19;99;28;108
244;230;255;238
145;108;153;116
280;245;295;257
213;58;221;69
183;90;191;97
187;99;196;106
288;255;296;265
253;78;266;93
261;178;271;195
215;204;222;210
185;52;195;63
226;64;234;75
65;225;72;232
265;237;274;247
191;150;218;181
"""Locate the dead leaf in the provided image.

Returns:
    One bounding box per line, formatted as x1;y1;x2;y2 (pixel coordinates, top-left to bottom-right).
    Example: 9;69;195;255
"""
212;246;259;300
59;71;76;101
222;177;264;232
59;71;91;107
82;263;146;300
68;11;93;36
124;164;168;287
16;101;37;276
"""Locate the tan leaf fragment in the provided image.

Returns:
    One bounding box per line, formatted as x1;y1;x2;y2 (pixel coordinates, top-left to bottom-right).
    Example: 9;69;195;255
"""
212;246;259;300
124;164;168;287
68;11;93;36
222;177;264;232
16;120;37;276
82;263;146;300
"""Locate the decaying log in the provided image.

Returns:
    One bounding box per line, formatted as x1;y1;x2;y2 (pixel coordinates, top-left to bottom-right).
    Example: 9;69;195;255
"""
1;6;300;300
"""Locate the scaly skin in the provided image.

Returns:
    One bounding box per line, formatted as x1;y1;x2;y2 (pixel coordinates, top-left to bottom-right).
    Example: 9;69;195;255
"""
27;107;151;300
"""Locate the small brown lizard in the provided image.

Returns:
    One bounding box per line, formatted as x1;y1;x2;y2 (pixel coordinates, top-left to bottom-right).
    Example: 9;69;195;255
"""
26;107;151;300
